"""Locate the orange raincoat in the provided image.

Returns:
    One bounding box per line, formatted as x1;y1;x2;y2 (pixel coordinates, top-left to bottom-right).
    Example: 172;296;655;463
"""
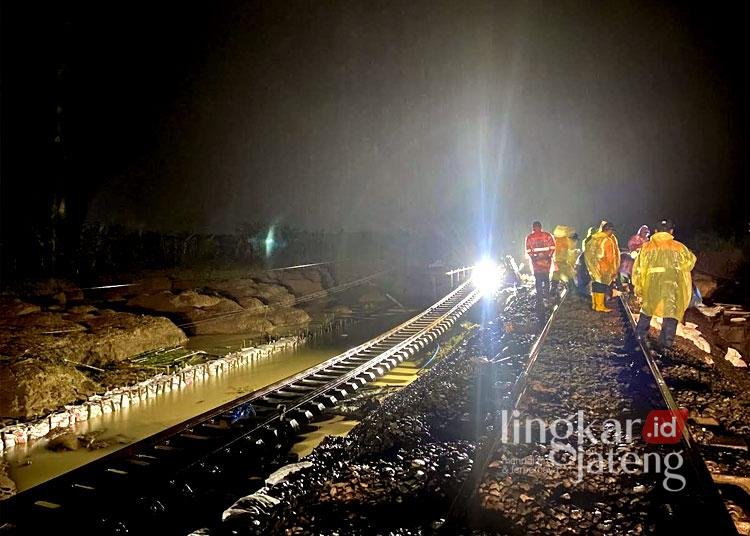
584;231;620;285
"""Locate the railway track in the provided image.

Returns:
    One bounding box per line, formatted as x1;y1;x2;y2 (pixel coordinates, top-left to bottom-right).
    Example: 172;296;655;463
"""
618;297;726;483
616;294;738;534
0;279;481;535
450;289;738;534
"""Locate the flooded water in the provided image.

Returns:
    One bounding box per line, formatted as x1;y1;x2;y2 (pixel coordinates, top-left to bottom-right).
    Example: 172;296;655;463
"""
4;311;413;493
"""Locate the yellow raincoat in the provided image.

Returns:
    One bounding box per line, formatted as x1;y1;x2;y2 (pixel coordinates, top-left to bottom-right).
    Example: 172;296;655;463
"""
584;231;620;285
632;231;696;320
552;225;577;283
581;226;596;253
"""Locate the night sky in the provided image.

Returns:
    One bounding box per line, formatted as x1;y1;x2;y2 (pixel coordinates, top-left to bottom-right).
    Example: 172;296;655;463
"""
1;1;747;256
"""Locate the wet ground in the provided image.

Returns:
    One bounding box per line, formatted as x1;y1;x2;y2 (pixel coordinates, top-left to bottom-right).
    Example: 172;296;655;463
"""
3;311;412;493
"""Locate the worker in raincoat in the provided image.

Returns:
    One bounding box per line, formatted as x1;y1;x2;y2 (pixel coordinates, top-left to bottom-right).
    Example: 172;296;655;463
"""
551;225;578;296
632;220;696;348
584;221;620;312
629;225;651;252
619;225;650;285
525;221;556;303
575;226;597;295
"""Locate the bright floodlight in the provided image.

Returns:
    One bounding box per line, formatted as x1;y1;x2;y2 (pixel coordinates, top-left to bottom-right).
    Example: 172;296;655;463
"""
472;259;500;296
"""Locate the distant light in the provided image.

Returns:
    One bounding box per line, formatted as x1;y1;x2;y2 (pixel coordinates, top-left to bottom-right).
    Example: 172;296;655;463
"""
472;259;501;296
264;226;276;257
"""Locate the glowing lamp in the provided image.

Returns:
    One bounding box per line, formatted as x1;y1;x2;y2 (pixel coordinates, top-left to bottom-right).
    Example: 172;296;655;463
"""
472;259;500;296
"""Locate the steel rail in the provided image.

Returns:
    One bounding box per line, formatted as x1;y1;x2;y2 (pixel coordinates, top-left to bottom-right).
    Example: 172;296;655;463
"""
617;294;738;534
446;287;569;523
187;280;481;466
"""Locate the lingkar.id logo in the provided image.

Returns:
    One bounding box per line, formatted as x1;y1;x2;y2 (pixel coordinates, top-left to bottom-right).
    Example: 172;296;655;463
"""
499;408;689;491
642;408;688;444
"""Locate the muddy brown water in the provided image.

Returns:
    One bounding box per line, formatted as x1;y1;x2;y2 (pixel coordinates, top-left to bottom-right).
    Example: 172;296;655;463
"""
3;311;413;493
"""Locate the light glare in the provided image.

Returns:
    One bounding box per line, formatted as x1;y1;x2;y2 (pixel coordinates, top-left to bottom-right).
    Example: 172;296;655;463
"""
472;259;501;296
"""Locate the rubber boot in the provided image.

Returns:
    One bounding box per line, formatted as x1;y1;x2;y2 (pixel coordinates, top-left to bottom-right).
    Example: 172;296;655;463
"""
594;293;612;313
590;293;596;310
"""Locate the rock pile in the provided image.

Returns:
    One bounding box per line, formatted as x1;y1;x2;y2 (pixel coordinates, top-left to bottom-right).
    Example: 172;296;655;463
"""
655;334;750;477
0;294;187;419
0;462;15;501
119;268;339;336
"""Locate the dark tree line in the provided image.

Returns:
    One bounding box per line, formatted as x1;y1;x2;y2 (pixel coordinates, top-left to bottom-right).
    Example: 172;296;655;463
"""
0;217;472;283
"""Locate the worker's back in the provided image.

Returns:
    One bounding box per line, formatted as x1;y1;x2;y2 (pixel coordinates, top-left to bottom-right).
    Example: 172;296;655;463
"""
633;231;696;320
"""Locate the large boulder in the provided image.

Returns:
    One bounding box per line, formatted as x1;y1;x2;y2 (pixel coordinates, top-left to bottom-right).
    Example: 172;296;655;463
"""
0;359;100;419
204;278;258;298
204;280;271;310
275;270;326;298
236;296;267;311
693;271;718;300
0;297;41;317
126;291;186;313
170;290;222;308
77;313;188;366
187;310;274;336
267;308;311;335
251;283;295;306
178;296;268;336
0;311;188;367
180;297;244;319
128;289;258;315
